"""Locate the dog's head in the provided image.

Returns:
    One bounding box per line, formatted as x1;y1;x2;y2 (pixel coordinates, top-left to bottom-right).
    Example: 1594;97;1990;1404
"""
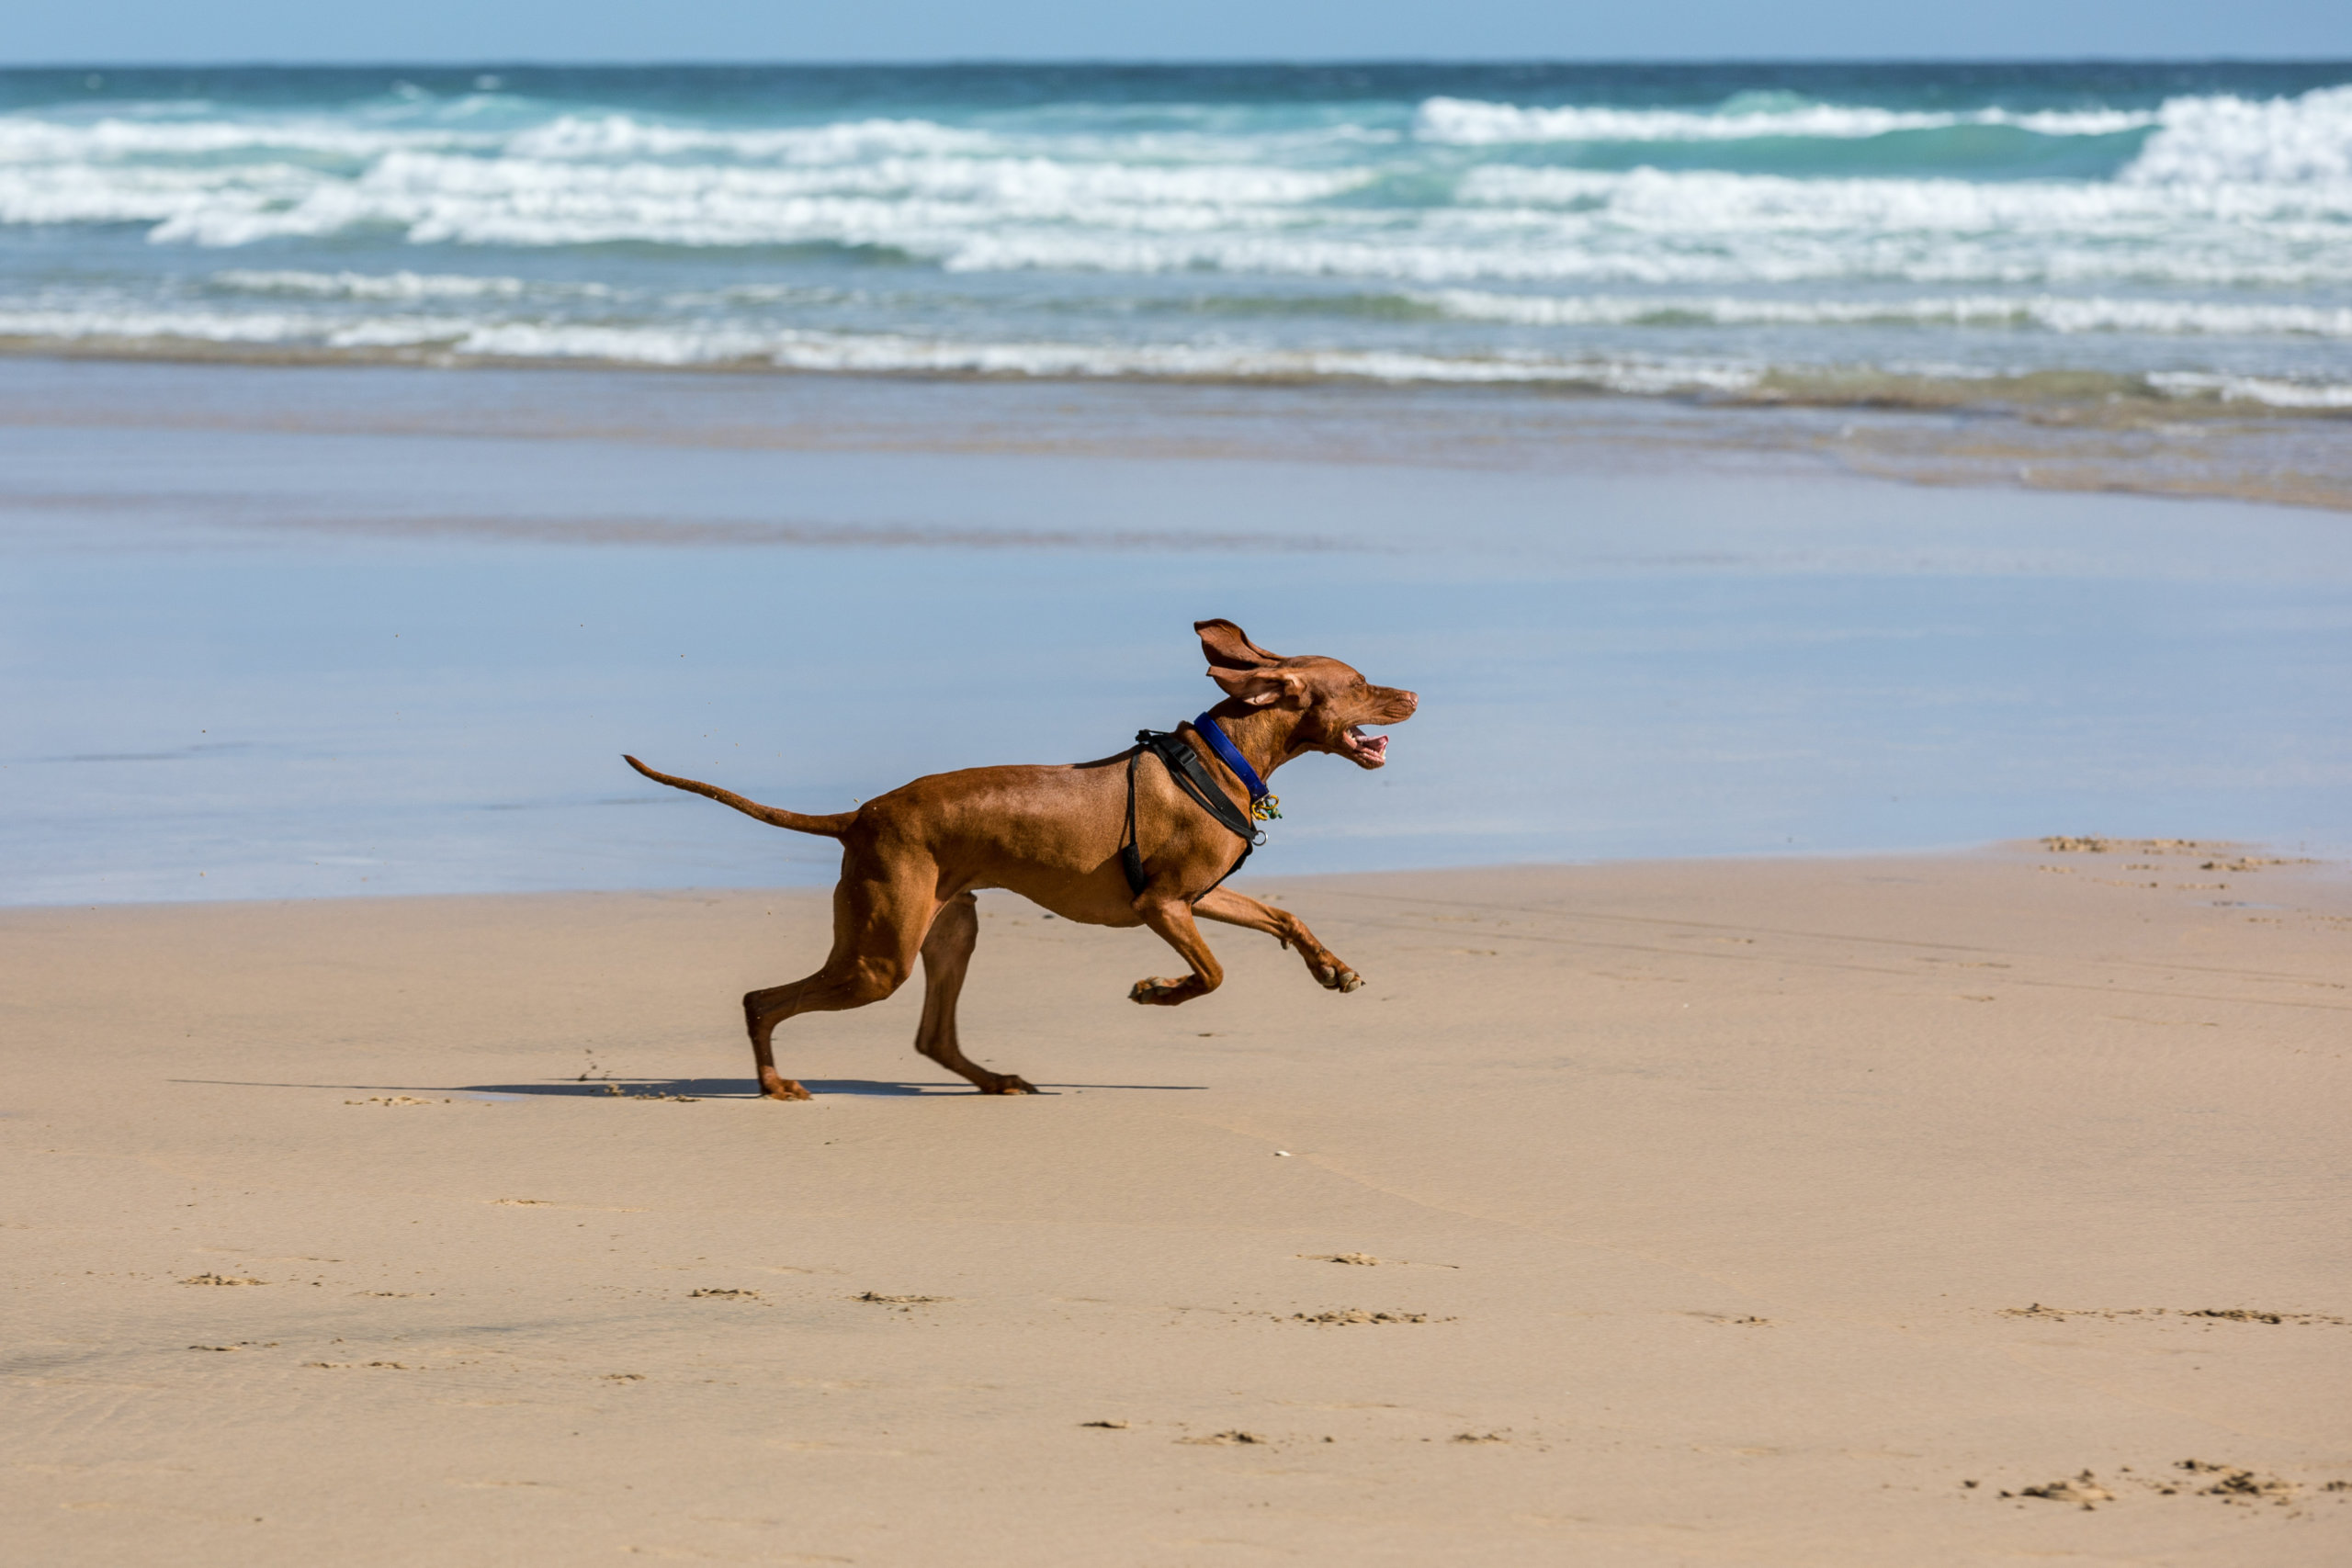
1196;619;1418;770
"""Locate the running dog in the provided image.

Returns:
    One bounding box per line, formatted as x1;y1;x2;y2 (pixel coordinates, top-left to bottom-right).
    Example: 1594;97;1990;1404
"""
624;619;1416;1099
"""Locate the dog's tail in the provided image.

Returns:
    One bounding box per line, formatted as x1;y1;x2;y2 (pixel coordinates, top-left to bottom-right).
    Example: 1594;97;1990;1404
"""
623;755;856;838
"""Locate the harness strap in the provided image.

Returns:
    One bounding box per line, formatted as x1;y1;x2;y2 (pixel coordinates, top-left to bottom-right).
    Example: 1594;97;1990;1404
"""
1121;728;1259;898
1191;710;1275;818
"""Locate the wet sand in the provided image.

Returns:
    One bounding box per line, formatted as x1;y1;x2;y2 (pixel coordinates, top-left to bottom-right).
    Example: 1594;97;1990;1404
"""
6;846;2348;1564
7;358;2350;906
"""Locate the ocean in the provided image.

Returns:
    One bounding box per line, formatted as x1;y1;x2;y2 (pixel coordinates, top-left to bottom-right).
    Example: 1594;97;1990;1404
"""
5;62;2351;411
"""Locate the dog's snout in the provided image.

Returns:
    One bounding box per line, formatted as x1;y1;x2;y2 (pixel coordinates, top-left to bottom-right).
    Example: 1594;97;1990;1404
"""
1386;688;1419;721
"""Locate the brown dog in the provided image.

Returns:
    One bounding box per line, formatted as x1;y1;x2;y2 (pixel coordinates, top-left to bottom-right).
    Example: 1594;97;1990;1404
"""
623;619;1417;1099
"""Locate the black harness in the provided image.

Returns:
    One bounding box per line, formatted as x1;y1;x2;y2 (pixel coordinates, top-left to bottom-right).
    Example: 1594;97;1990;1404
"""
1121;728;1262;898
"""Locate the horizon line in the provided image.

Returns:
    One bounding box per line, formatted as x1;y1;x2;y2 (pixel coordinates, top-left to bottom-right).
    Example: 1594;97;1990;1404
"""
10;55;2352;70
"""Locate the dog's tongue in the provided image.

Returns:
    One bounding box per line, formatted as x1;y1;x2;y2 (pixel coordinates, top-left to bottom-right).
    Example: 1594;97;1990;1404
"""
1356;732;1389;761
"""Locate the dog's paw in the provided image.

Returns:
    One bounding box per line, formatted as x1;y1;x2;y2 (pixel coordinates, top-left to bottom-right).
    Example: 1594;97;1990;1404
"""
1128;977;1191;1006
984;1076;1040;1096
1313;962;1364;993
761;1078;814;1101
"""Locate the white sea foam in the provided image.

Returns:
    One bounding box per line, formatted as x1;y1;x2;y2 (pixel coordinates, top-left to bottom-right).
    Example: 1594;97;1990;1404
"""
0;306;394;345
11;153;2307;290
132;152;1362;248
2122;85;2352;185
1420;288;2352;337
9;302;2352;408
1420;85;2352;195
0;113;491;162
0;134;2324;291
182;273;2352;338
1414;96;2156;144
503;113;997;163
925;228;2352;289
208;268;613;301
0;302;1759;389
0;161;332;227
2148;369;2352;408
1456;164;2352;223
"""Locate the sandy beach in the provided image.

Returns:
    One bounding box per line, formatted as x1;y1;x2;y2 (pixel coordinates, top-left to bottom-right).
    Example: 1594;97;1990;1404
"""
6;844;2347;1564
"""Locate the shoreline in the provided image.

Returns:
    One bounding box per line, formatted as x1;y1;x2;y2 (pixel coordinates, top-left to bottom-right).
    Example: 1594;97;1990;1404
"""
8;833;2346;914
3;348;2346;513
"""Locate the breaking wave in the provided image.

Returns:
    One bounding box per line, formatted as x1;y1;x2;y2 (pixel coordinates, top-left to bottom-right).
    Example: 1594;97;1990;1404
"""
1418;289;2352;336
2122;84;2352;185
1413;84;2352;190
1;64;2346;416
1412;96;2158;144
4;157;2339;290
0;303;1755;389
6;300;2349;411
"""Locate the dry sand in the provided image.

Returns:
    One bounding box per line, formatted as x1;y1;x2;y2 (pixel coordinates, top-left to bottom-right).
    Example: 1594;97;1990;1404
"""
5;844;2349;1565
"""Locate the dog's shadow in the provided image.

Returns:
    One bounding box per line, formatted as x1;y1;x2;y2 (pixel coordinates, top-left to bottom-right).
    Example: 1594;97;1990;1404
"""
470;1077;960;1099
175;1076;1204;1100
469;1077;1206;1098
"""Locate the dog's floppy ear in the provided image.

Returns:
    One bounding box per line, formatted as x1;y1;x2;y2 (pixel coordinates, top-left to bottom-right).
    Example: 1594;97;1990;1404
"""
1197;620;1302;706
1195;618;1282;669
1210;666;1306;706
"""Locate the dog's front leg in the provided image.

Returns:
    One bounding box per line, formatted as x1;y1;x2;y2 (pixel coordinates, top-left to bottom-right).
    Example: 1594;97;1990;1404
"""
1192;887;1363;993
1127;896;1226;1006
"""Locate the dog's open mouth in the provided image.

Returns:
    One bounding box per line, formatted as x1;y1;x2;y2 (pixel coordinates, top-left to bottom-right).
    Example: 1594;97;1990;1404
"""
1338;726;1390;768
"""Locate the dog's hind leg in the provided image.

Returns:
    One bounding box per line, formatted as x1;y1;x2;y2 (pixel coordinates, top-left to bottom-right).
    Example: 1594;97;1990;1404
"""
912;893;1035;1095
742;863;933;1100
741;979;820;1100
1193;887;1363;993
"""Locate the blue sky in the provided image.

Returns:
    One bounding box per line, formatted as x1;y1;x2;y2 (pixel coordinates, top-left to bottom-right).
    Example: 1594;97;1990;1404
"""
9;0;2349;64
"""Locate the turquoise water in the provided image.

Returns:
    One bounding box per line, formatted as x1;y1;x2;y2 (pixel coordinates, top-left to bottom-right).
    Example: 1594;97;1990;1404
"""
4;63;2351;407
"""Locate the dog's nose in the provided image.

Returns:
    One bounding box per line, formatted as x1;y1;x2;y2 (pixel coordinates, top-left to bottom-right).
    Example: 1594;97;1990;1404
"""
1392;689;1419;718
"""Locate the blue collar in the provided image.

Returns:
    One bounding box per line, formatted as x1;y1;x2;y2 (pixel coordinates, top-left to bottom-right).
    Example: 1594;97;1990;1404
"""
1191;710;1269;805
